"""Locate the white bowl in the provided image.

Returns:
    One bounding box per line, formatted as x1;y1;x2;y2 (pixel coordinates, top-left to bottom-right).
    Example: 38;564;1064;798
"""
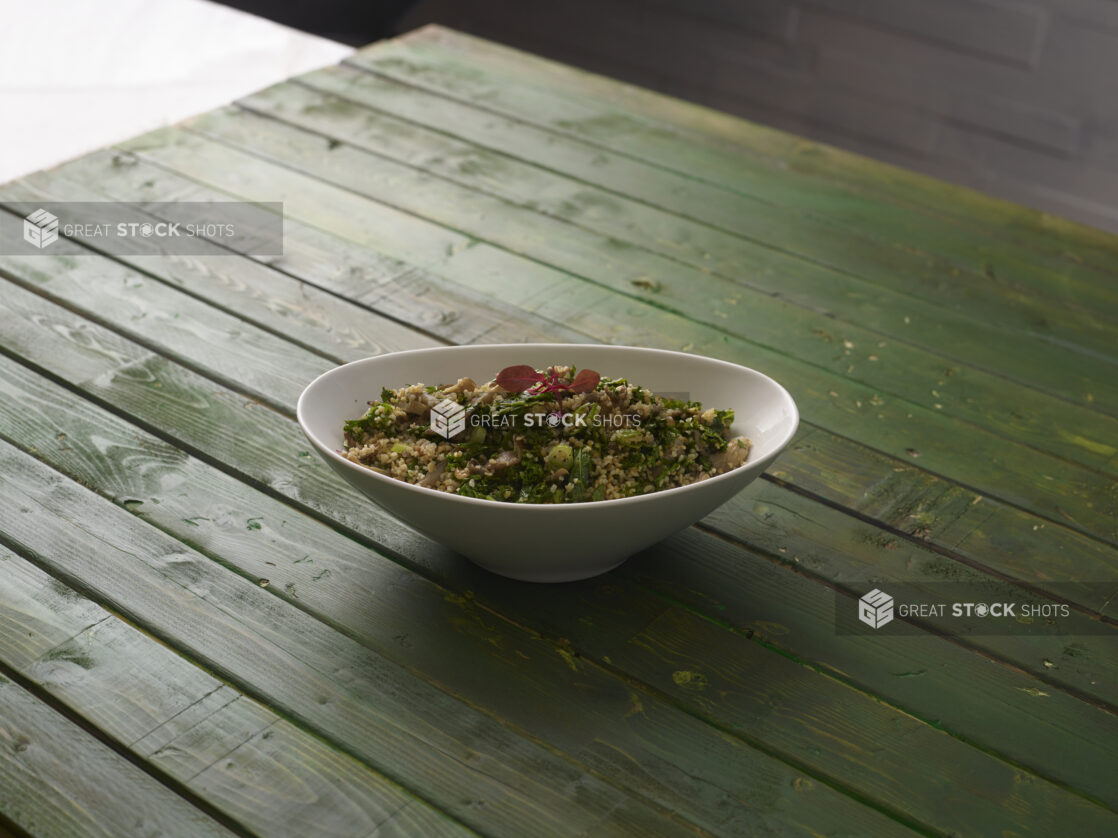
297;344;798;582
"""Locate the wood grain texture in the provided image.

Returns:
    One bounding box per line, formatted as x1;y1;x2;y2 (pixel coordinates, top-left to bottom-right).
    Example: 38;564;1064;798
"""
0;441;712;838
0;333;1105;823
290;62;1118;367
617;520;1118;809
3;27;1117;838
213;83;1118;471
0;252;331;413
0;300;917;836
1;226;1110;622
110;124;1118;548
0;673;232;838
0;342;923;837
366;27;1118;288
0;157;583;349
0;280;1109;835
0;191;447;361
2;366;1112;837
253;69;1118;402
2;186;1113;614
20;101;1105;635
0;165;1109;697
589;606;1113;838
0;549;475;838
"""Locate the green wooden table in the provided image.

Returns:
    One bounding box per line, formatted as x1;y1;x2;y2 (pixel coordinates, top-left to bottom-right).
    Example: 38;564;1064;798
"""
1;25;1116;838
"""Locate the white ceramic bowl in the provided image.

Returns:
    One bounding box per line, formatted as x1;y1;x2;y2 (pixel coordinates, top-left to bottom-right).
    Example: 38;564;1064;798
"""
297;344;798;582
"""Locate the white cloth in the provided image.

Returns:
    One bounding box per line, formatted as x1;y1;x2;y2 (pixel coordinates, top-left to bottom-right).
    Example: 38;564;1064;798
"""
0;0;352;185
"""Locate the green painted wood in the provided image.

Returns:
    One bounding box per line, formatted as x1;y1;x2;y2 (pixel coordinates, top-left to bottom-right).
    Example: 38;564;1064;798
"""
24;109;1111;624
183;101;1118;462
111;125;1118;547
0;339;918;837
767;429;1118;617
0;250;1110;673
2;370;1111;838
615;520;1118;810
2;340;1112;820
0;672;233;838
8;168;1118;616
178;716;477;838
217;86;1118;473
0;442;711;838
3;30;1115;838
574;605;1118;837
0;277;1109;835
0;195;446;362
0;549;475;838
245;71;1118;409
1;227;1111;627
287;62;1118;372
0;194;344;418
0;249;329;413
1;157;583;349
355;28;1118;306
2;197;1113;616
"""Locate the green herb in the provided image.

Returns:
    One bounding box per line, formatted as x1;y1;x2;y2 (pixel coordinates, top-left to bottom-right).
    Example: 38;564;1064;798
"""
344;364;748;504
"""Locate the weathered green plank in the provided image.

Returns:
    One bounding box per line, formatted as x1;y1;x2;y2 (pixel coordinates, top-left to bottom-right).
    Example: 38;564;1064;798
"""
768;429;1118;608
3;369;1112;837
617;518;1118;809
578;605;1118;837
0;273;1109;826
4;197;1115;612
0;213;336;415
186;101;1118;450
725;436;1118;630
113;125;1118;546
1;158;581;349
357;28;1118;304
0;672;234;838
0;251;328;412
3;334;1114;816
0;196;445;363
27;141;1117;620
288;62;1118;370
179;716;475;838
0;335;916;837
0;549;475;838
261;69;1118;396
0;443;712;838
219;85;1118;469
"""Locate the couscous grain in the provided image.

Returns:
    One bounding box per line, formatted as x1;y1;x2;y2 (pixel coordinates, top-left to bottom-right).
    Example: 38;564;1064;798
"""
342;365;751;504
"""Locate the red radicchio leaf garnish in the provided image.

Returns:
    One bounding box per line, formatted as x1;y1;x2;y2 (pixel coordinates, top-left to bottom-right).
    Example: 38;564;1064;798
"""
569;368;601;393
496;364;544;392
496;364;602;396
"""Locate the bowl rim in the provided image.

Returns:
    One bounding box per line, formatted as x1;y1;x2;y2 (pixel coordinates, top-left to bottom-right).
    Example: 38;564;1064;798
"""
297;343;799;512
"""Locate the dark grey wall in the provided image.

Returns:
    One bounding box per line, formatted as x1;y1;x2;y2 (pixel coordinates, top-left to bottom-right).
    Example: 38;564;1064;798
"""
399;0;1118;234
